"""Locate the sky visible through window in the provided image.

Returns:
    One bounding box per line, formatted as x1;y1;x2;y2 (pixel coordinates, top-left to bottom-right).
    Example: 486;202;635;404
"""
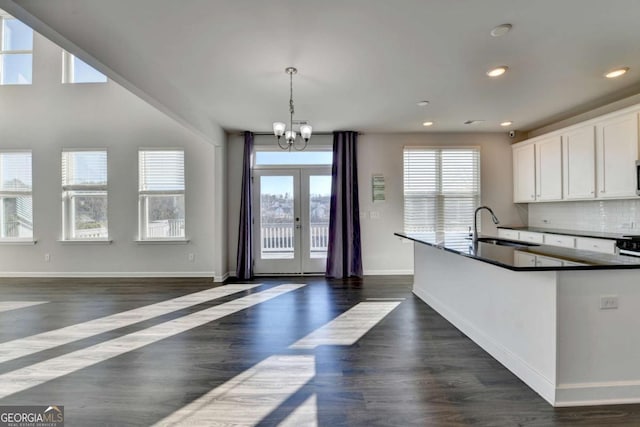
260;175;331;196
255;151;332;166
1;18;33;85
72;55;107;83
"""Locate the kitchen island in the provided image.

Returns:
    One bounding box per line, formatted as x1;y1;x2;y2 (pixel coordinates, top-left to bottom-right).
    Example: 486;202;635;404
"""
396;232;640;407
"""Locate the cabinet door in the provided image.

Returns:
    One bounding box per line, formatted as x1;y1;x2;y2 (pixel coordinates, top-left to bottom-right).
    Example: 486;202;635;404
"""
563;126;596;200
535;135;563;201
596;113;639;198
513;144;536;202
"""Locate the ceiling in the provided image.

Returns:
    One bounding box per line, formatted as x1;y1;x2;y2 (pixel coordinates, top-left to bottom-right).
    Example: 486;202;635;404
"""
4;0;640;141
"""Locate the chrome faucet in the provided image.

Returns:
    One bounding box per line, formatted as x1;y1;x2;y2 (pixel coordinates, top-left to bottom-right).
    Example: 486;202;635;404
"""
473;206;500;243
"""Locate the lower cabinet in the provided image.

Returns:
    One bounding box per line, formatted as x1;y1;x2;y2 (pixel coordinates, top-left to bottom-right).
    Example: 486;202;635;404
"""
575;237;617;254
498;228;617;255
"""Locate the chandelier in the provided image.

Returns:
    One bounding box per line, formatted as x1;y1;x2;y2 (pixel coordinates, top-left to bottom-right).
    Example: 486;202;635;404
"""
273;67;312;151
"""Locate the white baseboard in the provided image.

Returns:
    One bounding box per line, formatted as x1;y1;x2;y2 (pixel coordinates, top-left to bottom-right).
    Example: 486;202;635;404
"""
413;286;557;406
214;272;230;283
363;269;413;276
555;381;640;407
0;272;215;279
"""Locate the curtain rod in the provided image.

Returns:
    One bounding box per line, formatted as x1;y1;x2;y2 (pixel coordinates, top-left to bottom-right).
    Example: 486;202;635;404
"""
235;132;363;136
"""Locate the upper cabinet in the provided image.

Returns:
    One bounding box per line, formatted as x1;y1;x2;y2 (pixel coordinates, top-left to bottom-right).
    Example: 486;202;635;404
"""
563;125;596;200
512;135;562;203
513;108;640;203
535;135;563;201
596;113;639;199
513;143;536;202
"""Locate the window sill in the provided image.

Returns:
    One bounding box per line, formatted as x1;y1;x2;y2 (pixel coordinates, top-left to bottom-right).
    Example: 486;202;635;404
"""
58;239;113;245
0;239;37;245
135;239;190;245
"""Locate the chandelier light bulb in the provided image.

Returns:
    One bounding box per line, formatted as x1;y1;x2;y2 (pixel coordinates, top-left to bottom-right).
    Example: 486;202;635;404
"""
273;122;286;137
300;124;312;141
285;130;296;142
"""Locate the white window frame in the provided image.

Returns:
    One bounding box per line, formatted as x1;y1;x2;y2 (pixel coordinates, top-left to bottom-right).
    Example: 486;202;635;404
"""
0;150;33;242
0;14;33;85
61;51;107;84
403;146;481;239
252;145;333;170
61;149;109;241
138;148;186;242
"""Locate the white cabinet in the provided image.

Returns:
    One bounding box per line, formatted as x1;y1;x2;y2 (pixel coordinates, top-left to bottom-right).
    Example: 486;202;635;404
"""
498;228;519;240
535;136;563;201
575;237;617;254
543;233;575;249
513;143;536;202
518;231;544;244
513;136;562;203
596;113;639;199
563;125;596;200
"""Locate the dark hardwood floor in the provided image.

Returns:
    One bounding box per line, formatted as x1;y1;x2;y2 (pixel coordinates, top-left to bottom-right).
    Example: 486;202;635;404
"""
1;276;640;426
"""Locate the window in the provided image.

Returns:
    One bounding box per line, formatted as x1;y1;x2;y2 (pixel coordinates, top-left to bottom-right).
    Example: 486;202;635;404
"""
62;150;108;240
62;51;107;83
0;151;33;240
403;147;480;242
254;150;333;166
0;15;33;85
138;150;185;240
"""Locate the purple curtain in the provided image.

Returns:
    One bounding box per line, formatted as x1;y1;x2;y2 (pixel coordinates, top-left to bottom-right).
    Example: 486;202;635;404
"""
326;131;363;278
236;131;254;279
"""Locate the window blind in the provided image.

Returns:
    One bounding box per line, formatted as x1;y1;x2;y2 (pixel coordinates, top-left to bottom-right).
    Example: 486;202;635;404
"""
139;150;185;192
403;147;480;236
62;151;107;186
0;151;32;192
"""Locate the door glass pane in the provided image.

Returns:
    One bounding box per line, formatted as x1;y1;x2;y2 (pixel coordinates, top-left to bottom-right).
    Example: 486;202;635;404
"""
309;175;331;259
260;176;294;259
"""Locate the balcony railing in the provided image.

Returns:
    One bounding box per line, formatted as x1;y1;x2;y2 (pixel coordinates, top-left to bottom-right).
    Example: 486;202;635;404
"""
260;223;329;256
2;220;33;238
147;219;185;238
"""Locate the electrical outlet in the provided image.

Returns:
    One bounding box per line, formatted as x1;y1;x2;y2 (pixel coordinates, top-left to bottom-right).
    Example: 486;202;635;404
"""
600;295;618;310
188;253;195;263
44;253;51;262
370;211;380;219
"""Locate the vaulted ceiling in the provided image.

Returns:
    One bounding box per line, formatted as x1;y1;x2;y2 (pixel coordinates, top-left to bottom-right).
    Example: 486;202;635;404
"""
4;0;640;142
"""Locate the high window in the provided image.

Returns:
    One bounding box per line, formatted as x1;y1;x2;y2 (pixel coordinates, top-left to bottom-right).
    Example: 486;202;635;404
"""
0;15;33;85
403;147;480;242
0;151;33;240
138;150;185;240
62;150;108;240
62;51;107;84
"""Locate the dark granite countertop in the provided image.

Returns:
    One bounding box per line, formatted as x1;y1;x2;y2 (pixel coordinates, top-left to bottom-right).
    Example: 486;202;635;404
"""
395;232;640;271
497;225;633;240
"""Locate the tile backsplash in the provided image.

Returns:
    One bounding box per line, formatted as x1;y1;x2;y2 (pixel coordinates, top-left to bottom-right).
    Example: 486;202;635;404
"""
528;199;640;234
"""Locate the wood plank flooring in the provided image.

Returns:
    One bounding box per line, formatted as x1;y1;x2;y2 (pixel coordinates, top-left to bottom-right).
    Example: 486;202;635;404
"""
1;276;640;426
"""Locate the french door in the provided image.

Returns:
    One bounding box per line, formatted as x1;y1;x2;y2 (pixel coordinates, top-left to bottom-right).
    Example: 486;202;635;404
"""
253;168;331;274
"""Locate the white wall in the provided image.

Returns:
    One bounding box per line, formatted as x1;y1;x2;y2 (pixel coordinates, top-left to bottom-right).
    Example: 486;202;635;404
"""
0;31;226;279
227;132;524;276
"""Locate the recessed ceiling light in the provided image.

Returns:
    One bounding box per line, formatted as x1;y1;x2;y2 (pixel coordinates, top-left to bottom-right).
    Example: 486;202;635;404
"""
487;66;508;77
500;121;513;127
604;67;629;78
417;100;430;107
423;121;434;127
490;24;512;37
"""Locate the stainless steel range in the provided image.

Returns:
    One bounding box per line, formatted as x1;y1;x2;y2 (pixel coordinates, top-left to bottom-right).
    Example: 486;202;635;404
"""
617;236;640;256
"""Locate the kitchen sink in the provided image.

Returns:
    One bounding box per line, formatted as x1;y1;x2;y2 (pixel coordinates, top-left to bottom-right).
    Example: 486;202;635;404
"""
475;237;539;247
